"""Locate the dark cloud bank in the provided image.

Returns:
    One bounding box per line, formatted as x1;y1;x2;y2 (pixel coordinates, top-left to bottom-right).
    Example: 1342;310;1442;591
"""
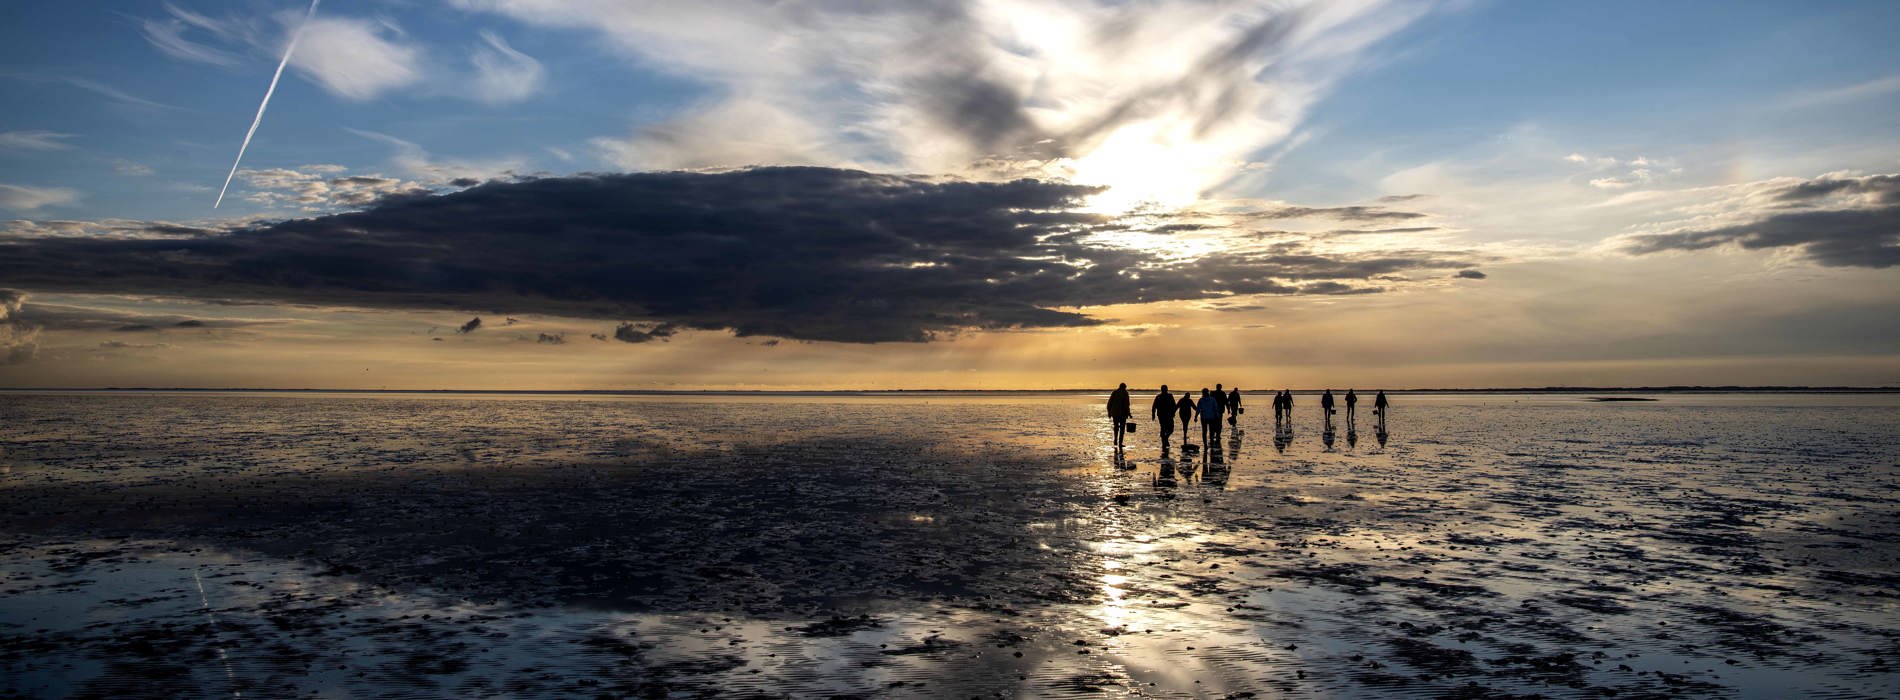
0;168;1477;343
1622;173;1900;268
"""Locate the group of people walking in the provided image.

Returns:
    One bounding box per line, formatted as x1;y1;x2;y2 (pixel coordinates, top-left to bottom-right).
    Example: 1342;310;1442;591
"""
1310;388;1388;427
1105;384;1389;450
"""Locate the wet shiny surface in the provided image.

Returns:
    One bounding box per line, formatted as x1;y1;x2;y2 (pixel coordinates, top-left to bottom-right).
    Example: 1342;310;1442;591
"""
2;392;1897;697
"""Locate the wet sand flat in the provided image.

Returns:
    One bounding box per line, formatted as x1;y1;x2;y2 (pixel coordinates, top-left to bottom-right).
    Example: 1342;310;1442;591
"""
2;392;1897;698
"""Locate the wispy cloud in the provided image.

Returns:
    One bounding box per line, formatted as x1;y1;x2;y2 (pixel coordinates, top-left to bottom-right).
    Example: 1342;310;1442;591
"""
1790;73;1900;107
0;184;80;211
459;0;1434;208
0;130;77;151
140;5;243;67
468;30;542;104
346;128;527;184
110;159;156;176
0;73;187;111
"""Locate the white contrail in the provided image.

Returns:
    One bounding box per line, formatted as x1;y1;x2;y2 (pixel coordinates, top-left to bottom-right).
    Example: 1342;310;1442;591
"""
214;0;321;209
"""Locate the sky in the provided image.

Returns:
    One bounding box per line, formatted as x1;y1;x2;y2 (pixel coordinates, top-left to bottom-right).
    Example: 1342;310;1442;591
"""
1;0;1897;390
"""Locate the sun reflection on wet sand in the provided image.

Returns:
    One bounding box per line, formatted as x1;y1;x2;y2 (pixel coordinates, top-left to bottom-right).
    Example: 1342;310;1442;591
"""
2;392;1898;696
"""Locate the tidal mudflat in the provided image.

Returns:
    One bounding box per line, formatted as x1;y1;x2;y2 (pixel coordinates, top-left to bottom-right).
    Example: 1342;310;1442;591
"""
2;391;1896;698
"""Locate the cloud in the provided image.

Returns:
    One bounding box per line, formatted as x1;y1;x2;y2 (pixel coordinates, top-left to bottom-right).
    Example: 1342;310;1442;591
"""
347;129;528;185
0;73;186;111
2;218;216;240
1455;269;1487;279
0;184;80;211
1297;281;1380;295
457;317;482;334
236;165;428;210
614;322;678;344
1243;205;1429;222
0;130;77;151
1771;173;1900;205
290;15;424;100
461;0;1430;204
468;31;542;104
0;289;41;364
111;159;156;176
6;302;278;333
0;167;1480;343
141;7;243;67
97;340;171;352
1568;152;1678;190
1790;74;1900;107
1619;173;1900;268
1623;208;1900;268
593;96;844;172
1322;226;1441;236
141;4;538;107
536;332;565;344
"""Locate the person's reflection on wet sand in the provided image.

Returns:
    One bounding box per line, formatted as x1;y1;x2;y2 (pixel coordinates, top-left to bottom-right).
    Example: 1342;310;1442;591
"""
1226;429;1242;460
1203;459;1230;489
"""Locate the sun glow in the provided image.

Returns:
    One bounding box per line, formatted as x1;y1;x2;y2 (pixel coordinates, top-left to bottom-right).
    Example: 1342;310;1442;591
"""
1065;121;1233;214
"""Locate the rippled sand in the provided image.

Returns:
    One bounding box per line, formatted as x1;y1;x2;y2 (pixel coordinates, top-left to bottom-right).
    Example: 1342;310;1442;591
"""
2;392;1896;698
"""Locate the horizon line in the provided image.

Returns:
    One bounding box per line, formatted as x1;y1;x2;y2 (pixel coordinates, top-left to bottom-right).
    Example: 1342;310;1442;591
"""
2;385;1896;395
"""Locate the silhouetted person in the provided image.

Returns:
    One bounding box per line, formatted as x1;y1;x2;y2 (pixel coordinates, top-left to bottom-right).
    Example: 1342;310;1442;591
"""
1374;390;1389;415
1227;387;1241;426
1282;389;1294;426
1175;392;1196;448
1320;389;1336;432
1151;385;1176;448
1197;388;1223;446
1213;383;1227;420
1345;388;1358;425
1108;383;1131;448
1374;390;1390;438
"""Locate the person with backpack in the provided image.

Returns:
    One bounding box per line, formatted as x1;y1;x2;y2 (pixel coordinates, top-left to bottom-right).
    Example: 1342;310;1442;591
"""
1151;385;1177;448
1198;388;1223;446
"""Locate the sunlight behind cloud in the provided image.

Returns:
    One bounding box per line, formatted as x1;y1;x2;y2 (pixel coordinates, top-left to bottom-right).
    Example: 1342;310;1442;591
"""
1063;121;1232;214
